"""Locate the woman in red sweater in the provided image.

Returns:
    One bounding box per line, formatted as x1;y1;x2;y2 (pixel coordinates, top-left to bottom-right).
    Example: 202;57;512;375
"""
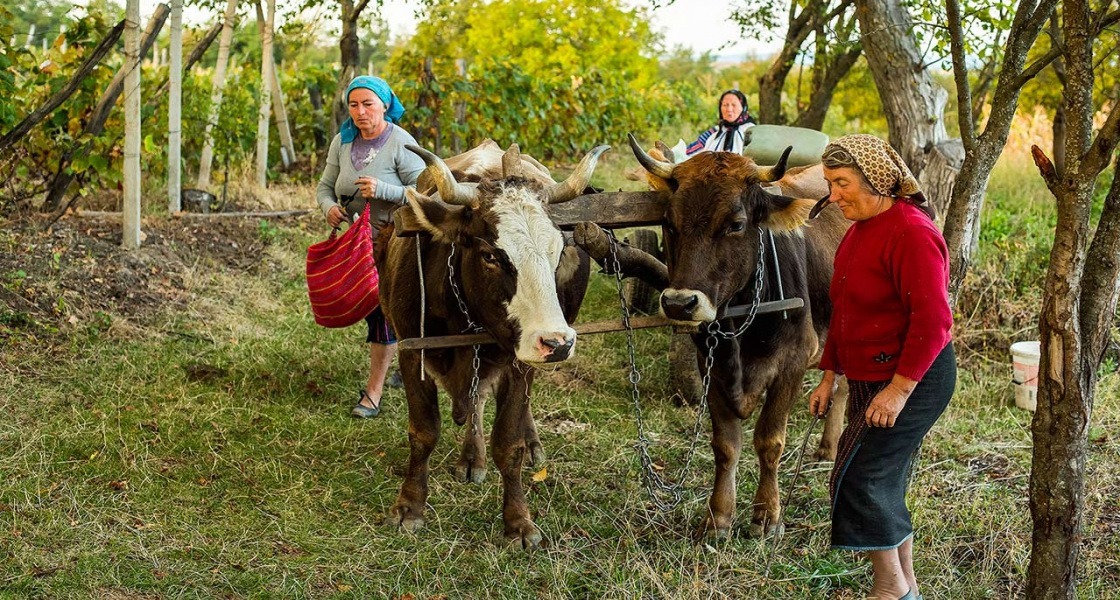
808;134;955;600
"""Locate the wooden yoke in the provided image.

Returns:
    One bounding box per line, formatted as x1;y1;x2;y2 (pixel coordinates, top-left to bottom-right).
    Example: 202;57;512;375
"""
392;191;668;235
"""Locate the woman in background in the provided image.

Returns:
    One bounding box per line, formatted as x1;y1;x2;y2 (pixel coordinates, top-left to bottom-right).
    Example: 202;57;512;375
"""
684;88;757;156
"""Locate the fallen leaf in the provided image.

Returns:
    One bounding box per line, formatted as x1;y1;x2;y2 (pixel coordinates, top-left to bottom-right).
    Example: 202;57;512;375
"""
531;467;548;482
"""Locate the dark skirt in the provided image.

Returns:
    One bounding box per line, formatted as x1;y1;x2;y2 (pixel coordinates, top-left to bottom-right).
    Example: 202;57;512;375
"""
364;306;397;345
830;343;956;550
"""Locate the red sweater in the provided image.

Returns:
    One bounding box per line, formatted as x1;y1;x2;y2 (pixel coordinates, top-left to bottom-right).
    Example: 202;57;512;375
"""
819;201;953;382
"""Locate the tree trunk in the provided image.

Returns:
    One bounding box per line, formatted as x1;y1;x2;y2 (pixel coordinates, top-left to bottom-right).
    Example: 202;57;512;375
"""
1026;0;1120;593
941;0;1058;299
792;42;861;130
122;0;141;250
853;0;950;182
41;4;170;212
255;0;275;189
254;0;295;167
168;0;183;213
196;0;240;190
332;0;369;134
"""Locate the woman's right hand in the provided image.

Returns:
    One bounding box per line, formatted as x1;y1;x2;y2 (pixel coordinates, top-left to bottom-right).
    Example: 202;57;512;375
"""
809;372;838;417
327;205;345;228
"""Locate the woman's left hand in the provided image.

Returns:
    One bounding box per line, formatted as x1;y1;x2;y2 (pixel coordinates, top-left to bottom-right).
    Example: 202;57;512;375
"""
355;176;378;199
865;378;915;428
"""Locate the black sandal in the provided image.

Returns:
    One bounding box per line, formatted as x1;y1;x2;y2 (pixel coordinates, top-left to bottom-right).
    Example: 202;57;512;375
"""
351;390;381;418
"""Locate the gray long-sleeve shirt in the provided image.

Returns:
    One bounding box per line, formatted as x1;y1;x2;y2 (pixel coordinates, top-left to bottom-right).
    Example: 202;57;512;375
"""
315;124;426;227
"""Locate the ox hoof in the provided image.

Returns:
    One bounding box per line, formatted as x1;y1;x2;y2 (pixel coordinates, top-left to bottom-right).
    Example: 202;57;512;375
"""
812;446;837;462
386;505;426;533
505;522;543;550
526;441;546;467
698;517;732;542
454;461;488;484
748;520;784;539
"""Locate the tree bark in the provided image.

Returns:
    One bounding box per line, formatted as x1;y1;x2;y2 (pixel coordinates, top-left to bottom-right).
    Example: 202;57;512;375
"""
41;4;170;212
854;0;950;181
196;0;240;190
0;20;125;155
332;0;369;134
1026;0;1120;594
255;0;275;189
941;0;1059;300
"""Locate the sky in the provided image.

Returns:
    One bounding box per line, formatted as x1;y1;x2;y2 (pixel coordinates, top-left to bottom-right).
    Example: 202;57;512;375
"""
152;0;778;61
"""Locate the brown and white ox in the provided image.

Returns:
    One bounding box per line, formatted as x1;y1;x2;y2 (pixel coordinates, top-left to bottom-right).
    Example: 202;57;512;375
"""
377;141;606;548
625;135;849;537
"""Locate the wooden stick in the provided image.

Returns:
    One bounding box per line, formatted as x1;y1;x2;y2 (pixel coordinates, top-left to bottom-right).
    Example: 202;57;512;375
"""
74;209;310;218
397;298;805;351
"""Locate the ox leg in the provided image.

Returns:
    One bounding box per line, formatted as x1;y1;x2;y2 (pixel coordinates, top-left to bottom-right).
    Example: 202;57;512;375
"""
524;399;545;467
387;351;440;533
491;368;542;549
455;393;488;484
701;394;743;540
749;369;803;538
814;376;849;461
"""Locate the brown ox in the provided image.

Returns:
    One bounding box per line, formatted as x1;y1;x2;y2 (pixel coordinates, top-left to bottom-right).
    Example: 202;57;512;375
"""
378;141;606;548
626;135;849;537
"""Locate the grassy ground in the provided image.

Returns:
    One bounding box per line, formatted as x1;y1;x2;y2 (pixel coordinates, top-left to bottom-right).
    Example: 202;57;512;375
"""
2;148;1119;599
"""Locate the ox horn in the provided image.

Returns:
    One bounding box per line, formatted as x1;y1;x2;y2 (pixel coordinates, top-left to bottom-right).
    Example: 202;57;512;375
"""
757;146;793;183
502;144;523;177
627;133;675;180
545;145;611;204
406;144;479;206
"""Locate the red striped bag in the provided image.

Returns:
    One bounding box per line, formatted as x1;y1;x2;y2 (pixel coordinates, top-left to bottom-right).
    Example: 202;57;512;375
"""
306;203;380;328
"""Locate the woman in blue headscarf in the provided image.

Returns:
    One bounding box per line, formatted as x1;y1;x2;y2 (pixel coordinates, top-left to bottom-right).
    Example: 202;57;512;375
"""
316;76;425;418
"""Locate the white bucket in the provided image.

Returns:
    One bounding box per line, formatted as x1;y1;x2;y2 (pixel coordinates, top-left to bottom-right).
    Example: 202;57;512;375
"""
1010;341;1041;411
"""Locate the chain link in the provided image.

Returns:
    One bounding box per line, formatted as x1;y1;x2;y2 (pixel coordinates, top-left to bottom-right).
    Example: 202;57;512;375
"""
608;231;710;512
609;227;771;512
447;241;485;438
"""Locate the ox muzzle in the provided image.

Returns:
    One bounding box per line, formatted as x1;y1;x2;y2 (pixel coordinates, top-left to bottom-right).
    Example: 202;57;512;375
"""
533;330;576;363
660;288;718;323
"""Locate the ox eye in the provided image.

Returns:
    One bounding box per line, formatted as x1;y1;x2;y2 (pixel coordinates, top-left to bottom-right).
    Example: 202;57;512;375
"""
727;221;746;234
482;251;500;266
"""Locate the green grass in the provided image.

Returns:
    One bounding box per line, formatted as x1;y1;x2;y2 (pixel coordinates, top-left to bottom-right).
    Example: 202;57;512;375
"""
3;158;1120;599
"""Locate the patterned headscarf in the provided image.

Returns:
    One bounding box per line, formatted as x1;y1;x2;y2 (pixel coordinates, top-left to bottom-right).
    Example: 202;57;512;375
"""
830;134;924;201
339;76;405;143
809;134;927;219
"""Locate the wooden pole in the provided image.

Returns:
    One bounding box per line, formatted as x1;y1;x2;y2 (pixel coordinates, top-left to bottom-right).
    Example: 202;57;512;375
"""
197;0;239;189
254;0;295;168
453;59;466;154
254;0;275;189
167;0;183;213
122;0;142;250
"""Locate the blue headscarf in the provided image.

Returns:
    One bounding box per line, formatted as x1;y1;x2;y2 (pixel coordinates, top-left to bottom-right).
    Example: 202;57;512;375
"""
339;76;406;143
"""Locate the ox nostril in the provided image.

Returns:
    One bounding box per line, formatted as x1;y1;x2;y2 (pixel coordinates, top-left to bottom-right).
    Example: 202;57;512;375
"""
541;337;562;350
683;295;698;310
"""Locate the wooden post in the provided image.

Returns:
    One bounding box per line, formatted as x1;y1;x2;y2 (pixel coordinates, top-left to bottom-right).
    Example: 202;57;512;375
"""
418;57;441;154
122;0;141;250
167;0;183;213
197;0;239;189
254;0;295;168
255;0;275;189
453;58;466;154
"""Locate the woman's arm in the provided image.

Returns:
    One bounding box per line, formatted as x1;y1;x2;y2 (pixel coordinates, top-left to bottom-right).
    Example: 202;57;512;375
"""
685;126;717;156
374;131;426;203
316;135;343;217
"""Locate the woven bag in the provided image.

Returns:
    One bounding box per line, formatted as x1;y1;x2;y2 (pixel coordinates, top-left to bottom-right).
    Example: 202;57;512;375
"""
306;203;380;328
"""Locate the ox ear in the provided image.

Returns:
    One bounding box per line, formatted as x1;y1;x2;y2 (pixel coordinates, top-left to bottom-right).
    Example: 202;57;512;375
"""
406;188;468;241
759;191;817;233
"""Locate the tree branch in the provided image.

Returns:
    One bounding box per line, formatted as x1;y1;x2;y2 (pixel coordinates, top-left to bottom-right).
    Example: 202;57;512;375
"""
0;20;126;155
946;0;975;149
1080;151;1120;363
1082;86;1120;175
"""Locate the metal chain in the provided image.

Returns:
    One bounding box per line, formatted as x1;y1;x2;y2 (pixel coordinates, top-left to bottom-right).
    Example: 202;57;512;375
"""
608;231;710;512
447;241;485;438
705;227;767;340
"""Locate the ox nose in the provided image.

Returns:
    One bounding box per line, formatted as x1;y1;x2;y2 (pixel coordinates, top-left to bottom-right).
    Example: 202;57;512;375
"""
661;292;700;321
538;334;575;363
